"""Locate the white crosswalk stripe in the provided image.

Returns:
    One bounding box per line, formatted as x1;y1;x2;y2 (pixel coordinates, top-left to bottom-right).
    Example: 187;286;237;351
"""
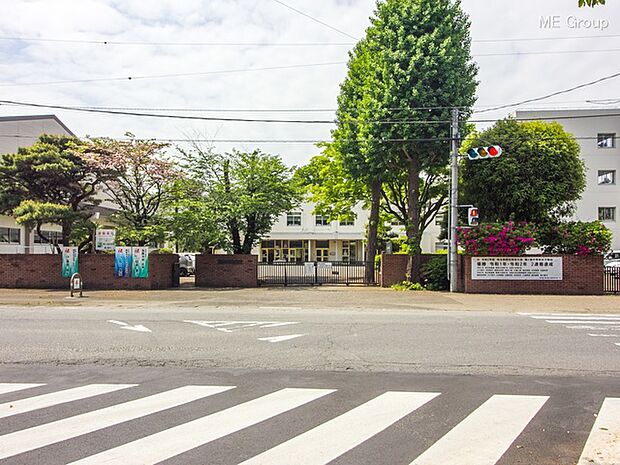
0;385;234;460
239;391;439;465
521;313;620;347
577;397;620;465
0;384;136;419
0;381;618;465
69;388;335;465
410;395;549;465
0;383;45;395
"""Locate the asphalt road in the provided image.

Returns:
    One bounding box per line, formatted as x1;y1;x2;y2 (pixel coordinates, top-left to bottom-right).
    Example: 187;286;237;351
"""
0;300;618;464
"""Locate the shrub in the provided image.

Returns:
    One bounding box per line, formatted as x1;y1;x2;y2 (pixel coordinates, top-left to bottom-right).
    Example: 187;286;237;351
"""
457;221;537;256
538;221;611;256
392;281;426;291
421;256;449;291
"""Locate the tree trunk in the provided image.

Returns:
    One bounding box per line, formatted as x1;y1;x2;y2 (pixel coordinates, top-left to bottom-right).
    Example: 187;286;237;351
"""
241;215;256;254
406;157;423;283
61;218;72;248
365;179;382;284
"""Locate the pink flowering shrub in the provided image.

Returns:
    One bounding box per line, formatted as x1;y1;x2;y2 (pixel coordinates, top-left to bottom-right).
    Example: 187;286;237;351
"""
457;222;537;256
537;221;611;256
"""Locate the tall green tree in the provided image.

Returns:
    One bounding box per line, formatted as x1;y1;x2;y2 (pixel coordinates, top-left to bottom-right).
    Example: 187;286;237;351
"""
579;0;605;7
335;0;478;282
461;119;586;223
0;135;110;247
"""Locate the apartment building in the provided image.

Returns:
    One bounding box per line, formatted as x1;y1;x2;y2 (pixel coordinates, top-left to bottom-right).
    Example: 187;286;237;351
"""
0;115;75;254
516;109;620;249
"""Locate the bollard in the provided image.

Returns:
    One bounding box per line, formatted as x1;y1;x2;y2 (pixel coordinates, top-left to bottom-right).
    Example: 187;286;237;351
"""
70;272;83;298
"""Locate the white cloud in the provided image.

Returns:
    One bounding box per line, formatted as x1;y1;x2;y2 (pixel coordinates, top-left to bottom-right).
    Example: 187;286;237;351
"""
0;0;619;165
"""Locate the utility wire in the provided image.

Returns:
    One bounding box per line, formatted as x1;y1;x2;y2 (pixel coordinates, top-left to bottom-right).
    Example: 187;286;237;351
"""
476;71;620;113
3;33;620;47
270;0;358;41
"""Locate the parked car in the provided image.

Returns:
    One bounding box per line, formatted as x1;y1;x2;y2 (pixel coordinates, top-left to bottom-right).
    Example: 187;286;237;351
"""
178;253;196;277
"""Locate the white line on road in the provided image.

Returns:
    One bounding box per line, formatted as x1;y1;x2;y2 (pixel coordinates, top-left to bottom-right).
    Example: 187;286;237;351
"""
410;395;548;465
184;320;299;333
259;306;303;311
0;385;234;461
107;320;128;326
239;391;440;465
257;334;306;343
0;383;45;395
577;398;620;465
588;334;620;338
68;388;335;465
519;313;620;317
107;320;152;333
0;384;136;419
567;326;620;330
532;316;620;321
546;321;620;325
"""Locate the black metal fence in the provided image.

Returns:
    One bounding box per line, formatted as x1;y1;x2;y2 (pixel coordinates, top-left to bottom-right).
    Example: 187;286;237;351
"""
258;261;379;286
604;266;620;294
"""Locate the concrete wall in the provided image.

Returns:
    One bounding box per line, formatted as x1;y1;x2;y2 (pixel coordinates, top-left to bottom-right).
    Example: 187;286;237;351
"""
0;254;178;290
461;255;604;295
195;254;258;288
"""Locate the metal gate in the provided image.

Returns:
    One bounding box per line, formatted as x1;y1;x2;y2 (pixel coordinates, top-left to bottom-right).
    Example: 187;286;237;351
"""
604;266;620;294
258;261;379;286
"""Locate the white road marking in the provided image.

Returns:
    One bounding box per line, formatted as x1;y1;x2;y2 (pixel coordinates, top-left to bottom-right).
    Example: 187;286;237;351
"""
577;398;620;465
567;326;620;330
616;343;620;347
259;306;303;311
0;384;136;419
0;385;234;460
107;320;152;333
184;320;299;333
239;391;440;465
520;313;620;317
532;316;620;321
588;334;620;338
69;388;335;465
258;334;306;343
0;383;45;395
546;321;620;325
410;395;548;465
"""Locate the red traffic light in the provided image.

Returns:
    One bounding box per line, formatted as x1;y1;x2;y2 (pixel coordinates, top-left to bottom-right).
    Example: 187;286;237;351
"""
488;145;502;157
468;207;479;226
467;145;502;160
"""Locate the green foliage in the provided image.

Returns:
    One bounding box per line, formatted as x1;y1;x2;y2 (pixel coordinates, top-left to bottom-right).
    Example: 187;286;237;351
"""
150;247;174;254
392;281;426;291
114;223;167;247
538;221;612;256
458;222;537;256
461;119;586;223
579;0;605;6
421;256;449;291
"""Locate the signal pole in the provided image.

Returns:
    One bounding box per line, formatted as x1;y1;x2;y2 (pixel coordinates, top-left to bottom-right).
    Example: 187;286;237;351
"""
449;108;460;293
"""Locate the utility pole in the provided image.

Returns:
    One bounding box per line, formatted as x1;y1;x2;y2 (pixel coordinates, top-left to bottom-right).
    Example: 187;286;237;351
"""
449;108;460;292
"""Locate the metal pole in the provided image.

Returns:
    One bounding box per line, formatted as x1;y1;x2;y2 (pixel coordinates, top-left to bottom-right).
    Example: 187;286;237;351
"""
449;108;460;292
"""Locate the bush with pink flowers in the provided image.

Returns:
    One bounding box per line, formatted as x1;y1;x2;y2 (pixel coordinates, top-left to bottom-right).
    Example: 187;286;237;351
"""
457;222;537;256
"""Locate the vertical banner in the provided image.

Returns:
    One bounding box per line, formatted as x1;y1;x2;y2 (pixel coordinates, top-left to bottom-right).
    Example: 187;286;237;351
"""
131;247;149;278
114;247;133;278
61;247;79;278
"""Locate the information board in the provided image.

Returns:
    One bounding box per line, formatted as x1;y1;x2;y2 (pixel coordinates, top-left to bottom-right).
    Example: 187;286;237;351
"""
472;257;563;281
95;229;116;251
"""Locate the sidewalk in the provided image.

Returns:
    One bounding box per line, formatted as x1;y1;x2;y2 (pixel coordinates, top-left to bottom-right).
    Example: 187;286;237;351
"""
0;286;618;313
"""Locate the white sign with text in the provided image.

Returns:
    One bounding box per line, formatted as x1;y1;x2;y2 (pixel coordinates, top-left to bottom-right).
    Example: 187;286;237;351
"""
472;257;563;281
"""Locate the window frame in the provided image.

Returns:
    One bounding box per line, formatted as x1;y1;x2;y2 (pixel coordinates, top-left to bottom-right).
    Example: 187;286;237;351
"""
0;227;21;245
286;212;302;227
598;170;616;185
598;206;617;222
597;133;616;149
315;215;330;227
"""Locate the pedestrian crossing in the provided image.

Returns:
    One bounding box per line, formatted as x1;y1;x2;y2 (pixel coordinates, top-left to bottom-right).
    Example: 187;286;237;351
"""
0;382;617;465
520;312;620;348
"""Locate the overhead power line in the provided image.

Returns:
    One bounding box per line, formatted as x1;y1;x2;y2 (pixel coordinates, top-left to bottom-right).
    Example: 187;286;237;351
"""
475;71;620;113
270;0;358;41
0;62;347;88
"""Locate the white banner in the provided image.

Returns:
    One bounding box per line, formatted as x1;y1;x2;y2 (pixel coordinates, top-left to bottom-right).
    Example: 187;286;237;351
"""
472;257;563;281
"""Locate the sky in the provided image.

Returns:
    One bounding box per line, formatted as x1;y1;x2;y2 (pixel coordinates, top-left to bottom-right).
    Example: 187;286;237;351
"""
0;0;619;166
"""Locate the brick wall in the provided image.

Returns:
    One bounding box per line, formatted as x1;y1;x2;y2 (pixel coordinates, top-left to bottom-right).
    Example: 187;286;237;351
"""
380;254;442;287
0;254;178;290
462;255;604;295
195;254;258;288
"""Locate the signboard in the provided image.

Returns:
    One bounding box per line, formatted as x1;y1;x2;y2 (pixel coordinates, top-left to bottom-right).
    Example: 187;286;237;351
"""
114;247;133;278
131;247;149;278
304;262;315;276
95;229;116;251
61;247;79;278
472;257;563;281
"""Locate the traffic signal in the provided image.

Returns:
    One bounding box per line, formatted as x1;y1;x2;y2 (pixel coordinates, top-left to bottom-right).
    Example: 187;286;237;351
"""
468;207;479;226
466;145;502;160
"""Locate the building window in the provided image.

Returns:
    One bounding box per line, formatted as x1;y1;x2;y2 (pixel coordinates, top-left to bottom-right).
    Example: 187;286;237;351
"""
598;170;616;185
599;207;616;222
339;217;355;226
315;215;330;226
435;241;449;252
34;230;63;244
315;240;330;262
598;133;616;149
0;227;21;244
286;212;302;226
